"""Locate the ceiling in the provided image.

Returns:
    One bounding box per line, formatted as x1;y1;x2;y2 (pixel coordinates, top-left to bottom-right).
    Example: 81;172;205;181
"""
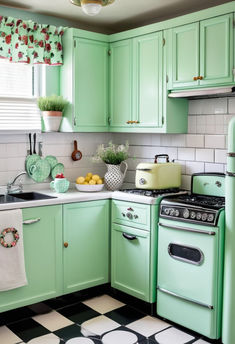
0;0;233;34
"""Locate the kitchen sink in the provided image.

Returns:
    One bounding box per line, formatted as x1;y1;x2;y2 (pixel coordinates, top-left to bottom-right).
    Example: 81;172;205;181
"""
0;194;25;204
8;192;57;201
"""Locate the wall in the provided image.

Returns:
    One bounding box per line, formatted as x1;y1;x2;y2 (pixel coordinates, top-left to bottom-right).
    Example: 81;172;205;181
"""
112;97;235;190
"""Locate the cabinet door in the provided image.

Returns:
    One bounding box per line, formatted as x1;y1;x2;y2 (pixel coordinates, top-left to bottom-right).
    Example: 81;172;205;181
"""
0;206;63;313
63;200;110;294
74;38;109;131
109;39;133;128
199;14;233;86
133;32;163;128
171;22;200;89
111;223;150;301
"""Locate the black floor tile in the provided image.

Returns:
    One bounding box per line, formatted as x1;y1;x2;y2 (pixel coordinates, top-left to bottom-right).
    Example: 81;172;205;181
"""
7;318;50;342
58;302;101;324
53;323;87;342
0;306;36;326
43;292;84;310
105;305;145;326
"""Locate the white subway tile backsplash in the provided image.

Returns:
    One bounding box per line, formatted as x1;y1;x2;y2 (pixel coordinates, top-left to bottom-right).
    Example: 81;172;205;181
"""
185;161;204;175
196;149;214;162
205;135;225;149
186;135;204;148
215;150;227;164
188;116;196;134
205;163;224;173
178;148;195;161
228;98;235;114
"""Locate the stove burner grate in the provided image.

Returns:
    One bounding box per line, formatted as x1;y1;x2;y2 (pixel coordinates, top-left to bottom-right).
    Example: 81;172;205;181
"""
121;188;180;198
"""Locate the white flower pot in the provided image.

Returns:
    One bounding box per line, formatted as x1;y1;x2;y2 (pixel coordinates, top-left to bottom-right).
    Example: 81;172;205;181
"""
42;111;62;132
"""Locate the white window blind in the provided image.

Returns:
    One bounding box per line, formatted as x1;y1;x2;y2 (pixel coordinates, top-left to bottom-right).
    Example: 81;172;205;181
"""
0;60;41;131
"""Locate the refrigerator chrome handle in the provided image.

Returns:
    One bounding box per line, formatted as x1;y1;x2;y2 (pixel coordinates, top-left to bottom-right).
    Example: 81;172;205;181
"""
227;152;235;157
226;171;235;177
159;222;216;236
157;287;214;310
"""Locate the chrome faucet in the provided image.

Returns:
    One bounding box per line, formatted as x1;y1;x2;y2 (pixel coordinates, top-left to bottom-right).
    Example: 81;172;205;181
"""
7;171;27;194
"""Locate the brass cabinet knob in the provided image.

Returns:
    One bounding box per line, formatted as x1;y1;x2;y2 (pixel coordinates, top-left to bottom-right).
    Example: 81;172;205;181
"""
126;120;131;124
198;76;203;80
193;76;198;81
134;121;140;124
64;242;69;248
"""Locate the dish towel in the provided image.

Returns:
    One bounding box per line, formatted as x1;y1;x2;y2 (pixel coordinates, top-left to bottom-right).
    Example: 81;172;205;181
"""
0;209;27;291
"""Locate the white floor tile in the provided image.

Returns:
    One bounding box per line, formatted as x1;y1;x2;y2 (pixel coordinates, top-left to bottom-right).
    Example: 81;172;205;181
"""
33;310;74;331
193;340;211;344
154;327;194;344
81;315;120;336
102;330;138;344
82;294;125;314
126;316;170;337
0;325;21;344
27;333;60;344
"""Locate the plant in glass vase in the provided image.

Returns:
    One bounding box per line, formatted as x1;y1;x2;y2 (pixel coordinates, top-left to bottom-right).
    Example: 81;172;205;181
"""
93;141;129;191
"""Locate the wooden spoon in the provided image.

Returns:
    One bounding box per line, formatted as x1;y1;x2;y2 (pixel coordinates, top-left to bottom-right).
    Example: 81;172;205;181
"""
71;140;82;161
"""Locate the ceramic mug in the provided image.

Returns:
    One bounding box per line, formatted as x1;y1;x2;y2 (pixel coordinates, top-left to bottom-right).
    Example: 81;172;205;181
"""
50;178;70;193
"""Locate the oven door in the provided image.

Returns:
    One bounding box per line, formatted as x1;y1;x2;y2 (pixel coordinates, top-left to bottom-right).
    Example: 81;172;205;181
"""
157;219;223;339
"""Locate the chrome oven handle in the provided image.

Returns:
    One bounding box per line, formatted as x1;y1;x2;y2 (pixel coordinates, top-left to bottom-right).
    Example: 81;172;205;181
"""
159;222;216;236
157;287;214;310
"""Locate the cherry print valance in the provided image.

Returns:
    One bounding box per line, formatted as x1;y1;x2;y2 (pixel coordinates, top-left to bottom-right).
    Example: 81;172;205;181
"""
0;16;65;65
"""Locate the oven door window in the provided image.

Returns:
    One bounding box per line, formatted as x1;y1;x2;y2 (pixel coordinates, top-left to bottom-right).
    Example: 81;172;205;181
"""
168;243;204;265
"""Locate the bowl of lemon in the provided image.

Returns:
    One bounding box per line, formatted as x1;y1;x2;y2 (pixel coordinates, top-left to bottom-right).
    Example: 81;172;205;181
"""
75;173;104;192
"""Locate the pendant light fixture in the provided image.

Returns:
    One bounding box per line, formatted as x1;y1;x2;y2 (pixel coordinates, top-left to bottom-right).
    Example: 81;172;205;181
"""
70;0;115;16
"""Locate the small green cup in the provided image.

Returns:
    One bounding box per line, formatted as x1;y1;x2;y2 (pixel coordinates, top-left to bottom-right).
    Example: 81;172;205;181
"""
50;178;70;193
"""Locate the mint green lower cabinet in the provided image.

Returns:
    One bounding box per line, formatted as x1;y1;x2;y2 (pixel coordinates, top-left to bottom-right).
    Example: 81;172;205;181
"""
63;200;110;294
111;223;150;302
0;205;63;313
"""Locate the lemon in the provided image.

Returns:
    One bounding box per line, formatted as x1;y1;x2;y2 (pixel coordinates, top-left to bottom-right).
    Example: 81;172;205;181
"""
85;176;91;182
83;182;89;185
76;176;85;184
92;174;100;182
89;179;96;185
86;172;93;178
97;179;103;184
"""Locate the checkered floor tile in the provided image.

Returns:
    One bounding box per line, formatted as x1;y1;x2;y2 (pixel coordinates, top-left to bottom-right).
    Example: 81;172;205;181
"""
0;292;220;344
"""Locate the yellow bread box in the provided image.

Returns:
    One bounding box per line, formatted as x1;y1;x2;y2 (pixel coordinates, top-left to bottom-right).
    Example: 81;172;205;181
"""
135;155;181;190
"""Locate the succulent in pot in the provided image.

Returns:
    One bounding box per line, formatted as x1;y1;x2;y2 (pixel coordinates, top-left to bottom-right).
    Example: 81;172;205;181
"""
37;95;68;132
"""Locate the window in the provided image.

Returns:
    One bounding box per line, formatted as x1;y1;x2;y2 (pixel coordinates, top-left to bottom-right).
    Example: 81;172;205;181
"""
0;59;41;131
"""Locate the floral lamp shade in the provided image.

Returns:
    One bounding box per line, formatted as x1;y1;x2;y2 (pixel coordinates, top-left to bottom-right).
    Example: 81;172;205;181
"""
0;16;65;65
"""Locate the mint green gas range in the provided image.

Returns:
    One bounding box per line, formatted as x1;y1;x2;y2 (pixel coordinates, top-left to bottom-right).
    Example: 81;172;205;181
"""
157;173;225;340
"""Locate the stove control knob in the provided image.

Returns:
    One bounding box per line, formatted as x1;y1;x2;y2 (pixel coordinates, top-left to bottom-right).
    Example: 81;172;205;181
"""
164;208;170;215
207;214;214;222
139;178;146;185
190;211;196;219
174;209;180;217
196;212;202;220
202;213;208;221
169;208;175;216
183;209;190;219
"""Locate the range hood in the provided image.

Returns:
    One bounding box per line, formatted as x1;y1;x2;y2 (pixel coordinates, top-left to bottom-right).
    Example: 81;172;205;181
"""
168;86;235;98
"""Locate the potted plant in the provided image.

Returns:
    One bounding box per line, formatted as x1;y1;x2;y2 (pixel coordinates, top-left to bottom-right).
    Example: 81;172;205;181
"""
93;141;129;191
37;95;68;132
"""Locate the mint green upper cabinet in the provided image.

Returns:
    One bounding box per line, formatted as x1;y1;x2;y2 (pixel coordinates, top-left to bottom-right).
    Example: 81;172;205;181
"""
199;14;233;86
133;32;163;128
168;13;234;90
0;205;63;312
63;200;110;294
60;29;109;132
109;33;164;131
171;23;200;89
109;39;133;128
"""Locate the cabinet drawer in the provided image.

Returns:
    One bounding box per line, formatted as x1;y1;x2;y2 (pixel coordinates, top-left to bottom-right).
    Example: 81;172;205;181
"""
112;200;150;230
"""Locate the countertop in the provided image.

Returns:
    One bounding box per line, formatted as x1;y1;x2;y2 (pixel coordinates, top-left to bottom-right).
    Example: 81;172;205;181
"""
0;187;162;210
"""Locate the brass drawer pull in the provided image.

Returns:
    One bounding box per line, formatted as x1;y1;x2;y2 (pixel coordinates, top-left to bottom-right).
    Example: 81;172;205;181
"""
126;120;132;124
198;76;203;80
64;242;69;248
193;76;198;81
